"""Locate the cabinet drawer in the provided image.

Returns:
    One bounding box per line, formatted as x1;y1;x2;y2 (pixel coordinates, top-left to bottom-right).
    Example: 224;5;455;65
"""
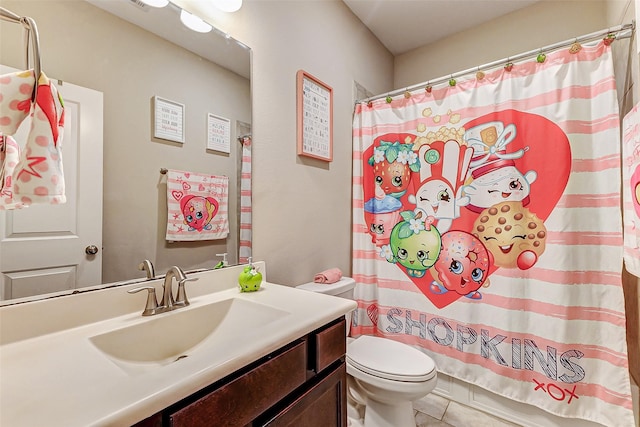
170;341;307;427
313;318;346;373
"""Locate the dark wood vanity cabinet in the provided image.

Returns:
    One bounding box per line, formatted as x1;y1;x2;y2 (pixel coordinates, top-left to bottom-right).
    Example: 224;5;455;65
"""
133;317;347;427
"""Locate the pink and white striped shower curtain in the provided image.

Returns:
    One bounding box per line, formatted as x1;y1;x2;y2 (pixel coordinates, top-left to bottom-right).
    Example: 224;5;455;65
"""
351;40;634;426
239;135;252;264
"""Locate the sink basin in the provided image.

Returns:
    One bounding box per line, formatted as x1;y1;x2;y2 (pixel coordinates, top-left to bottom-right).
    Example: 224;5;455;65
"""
89;298;288;375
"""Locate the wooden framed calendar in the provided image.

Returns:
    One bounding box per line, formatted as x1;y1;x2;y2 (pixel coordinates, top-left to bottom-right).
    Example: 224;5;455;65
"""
296;70;333;162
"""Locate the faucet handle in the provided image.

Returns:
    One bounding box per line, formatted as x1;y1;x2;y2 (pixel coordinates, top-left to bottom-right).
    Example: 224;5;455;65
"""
175;278;199;307
128;286;158;316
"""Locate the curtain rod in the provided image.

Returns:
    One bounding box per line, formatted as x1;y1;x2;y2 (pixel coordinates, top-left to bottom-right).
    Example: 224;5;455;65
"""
358;21;635;104
0;6;21;23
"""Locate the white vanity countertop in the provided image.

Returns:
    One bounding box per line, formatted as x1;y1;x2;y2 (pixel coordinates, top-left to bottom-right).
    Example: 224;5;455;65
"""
0;263;356;427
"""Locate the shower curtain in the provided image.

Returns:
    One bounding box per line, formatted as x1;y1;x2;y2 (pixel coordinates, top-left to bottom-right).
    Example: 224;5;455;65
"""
351;40;634;427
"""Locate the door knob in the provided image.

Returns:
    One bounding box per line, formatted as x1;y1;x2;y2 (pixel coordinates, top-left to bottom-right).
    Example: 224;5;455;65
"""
85;245;99;255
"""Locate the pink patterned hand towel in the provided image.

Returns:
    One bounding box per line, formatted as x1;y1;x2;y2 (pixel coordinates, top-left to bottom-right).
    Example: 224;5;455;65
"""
166;169;229;241
314;268;343;284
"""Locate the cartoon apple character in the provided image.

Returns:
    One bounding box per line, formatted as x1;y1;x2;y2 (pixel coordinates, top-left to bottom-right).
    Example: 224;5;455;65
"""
383;210;442;278
368;136;420;198
238;265;262;292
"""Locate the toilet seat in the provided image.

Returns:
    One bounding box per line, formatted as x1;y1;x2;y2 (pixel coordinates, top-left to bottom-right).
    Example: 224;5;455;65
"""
347;336;436;382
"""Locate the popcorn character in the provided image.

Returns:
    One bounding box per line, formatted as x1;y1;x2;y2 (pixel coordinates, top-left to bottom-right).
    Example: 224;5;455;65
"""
462;122;537;213
383;210;442;278
180;195;218;232
472;201;546;270
409;139;473;233
430;230;491;299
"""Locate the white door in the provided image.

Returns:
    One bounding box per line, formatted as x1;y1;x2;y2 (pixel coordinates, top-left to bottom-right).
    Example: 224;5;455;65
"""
0;65;103;300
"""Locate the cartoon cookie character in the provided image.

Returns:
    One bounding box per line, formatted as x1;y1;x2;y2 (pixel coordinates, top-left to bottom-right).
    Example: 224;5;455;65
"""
472;201;546;270
382;210;441;278
462;122;537;212
368;135;420;198
180;195;219;232
431;230;491;299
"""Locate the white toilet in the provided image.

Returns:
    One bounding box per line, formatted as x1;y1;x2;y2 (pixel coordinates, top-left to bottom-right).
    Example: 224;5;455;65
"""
297;278;437;427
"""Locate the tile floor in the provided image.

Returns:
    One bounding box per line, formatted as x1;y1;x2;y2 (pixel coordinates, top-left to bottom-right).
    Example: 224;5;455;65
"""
413;393;520;427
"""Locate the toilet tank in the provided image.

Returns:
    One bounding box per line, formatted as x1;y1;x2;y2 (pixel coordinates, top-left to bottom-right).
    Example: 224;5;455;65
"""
295;277;356;299
296;277;356;335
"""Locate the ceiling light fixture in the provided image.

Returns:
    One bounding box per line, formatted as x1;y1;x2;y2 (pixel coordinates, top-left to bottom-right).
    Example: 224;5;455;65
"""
180;9;212;33
212;0;242;13
138;0;169;7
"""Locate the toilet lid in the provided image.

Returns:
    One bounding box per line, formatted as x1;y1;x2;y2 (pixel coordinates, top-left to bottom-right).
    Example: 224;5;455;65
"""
346;335;436;382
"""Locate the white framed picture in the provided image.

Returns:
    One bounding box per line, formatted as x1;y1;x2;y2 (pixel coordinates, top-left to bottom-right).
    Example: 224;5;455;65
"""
153;96;185;143
207;113;231;153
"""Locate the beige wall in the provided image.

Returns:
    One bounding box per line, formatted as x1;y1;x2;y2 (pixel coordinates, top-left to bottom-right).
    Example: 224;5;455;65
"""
247;1;393;286
394;1;609;88
0;1;251;282
177;0;395;286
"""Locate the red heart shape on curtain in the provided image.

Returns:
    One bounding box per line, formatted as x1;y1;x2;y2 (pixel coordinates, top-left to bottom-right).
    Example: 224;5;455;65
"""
362;110;571;308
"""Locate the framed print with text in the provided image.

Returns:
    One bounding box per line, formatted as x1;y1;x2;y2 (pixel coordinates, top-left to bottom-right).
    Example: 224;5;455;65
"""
296;70;333;161
153;96;185;143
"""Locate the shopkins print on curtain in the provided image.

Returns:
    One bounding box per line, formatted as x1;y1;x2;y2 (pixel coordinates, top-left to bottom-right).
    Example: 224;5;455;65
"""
166;169;229;241
351;40;634;427
622;103;640;277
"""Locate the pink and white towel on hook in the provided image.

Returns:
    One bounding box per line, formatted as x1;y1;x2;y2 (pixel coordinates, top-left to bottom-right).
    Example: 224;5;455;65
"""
165;169;229;241
0;69;66;209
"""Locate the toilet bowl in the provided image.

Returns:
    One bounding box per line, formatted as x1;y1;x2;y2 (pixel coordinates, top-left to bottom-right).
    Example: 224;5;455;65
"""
296;278;437;427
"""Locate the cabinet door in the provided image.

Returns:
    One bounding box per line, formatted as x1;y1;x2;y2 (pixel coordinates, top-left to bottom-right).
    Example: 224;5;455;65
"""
170;341;307;427
261;363;347;427
312;318;346;373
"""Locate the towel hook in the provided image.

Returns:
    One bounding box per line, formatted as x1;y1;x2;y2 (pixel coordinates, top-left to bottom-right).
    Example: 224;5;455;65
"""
20;16;41;102
0;7;41;102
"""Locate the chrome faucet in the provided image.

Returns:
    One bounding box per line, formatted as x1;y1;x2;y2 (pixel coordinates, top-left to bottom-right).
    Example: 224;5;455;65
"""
161;265;186;309
128;265;198;316
138;259;156;279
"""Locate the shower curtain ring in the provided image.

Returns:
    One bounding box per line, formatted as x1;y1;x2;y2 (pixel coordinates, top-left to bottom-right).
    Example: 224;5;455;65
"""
504;58;514;71
569;38;582;54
